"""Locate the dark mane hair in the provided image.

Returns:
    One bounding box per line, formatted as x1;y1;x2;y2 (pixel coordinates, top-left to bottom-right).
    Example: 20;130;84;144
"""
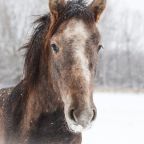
23;14;50;88
23;0;95;88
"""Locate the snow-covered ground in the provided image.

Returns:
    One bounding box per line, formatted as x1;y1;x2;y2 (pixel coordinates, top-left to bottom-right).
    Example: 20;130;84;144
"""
83;92;144;144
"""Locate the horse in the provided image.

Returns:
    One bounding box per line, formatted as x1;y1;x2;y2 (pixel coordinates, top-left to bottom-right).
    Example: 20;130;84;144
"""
0;0;106;143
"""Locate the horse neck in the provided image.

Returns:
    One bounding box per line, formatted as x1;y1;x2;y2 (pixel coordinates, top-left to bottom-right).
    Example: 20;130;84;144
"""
21;67;62;132
26;76;61;115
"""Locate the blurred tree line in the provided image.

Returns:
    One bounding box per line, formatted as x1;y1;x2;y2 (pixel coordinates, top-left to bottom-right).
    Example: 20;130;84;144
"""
96;2;144;89
0;0;144;89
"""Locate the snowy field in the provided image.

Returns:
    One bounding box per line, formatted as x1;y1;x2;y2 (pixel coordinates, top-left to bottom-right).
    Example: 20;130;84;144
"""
83;92;144;144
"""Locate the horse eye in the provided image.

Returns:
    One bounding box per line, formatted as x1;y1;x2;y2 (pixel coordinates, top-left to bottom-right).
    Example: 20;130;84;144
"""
98;45;103;52
51;44;59;53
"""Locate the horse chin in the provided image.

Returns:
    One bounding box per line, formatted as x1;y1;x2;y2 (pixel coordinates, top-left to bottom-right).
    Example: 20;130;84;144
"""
65;117;91;134
67;121;84;134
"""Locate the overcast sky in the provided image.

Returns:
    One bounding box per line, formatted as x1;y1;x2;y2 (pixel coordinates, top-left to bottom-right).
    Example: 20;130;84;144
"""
110;0;144;12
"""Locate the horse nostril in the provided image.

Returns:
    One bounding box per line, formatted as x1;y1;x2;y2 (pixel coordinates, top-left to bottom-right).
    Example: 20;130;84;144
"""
69;109;77;122
91;109;97;121
69;108;97;123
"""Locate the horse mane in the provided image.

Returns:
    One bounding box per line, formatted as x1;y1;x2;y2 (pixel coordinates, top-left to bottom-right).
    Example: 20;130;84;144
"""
23;0;95;89
23;14;50;89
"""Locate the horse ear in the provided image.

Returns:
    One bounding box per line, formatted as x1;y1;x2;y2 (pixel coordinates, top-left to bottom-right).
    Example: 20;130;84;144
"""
49;0;65;20
89;0;106;22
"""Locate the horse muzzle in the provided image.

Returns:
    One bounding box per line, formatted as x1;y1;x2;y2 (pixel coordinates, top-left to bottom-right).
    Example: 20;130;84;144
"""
65;106;97;133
